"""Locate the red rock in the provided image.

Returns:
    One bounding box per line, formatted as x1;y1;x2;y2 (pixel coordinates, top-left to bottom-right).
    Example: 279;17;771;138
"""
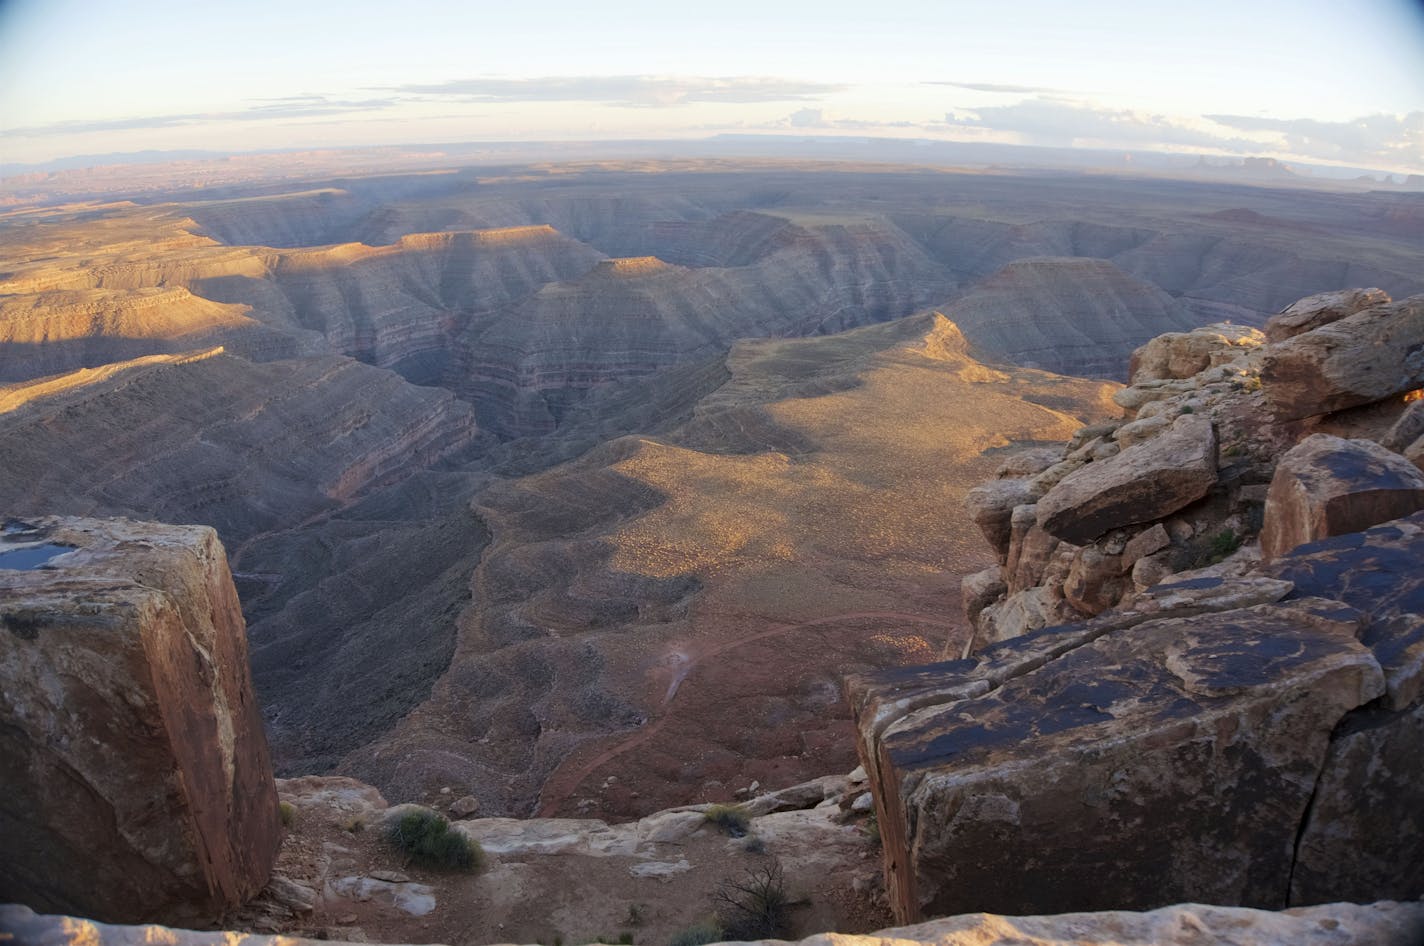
1259;435;1424;561
0;517;280;924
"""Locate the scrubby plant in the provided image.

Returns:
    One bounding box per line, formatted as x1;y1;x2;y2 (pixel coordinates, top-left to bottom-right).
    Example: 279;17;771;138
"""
864;812;881;847
713;861;792;940
278;801;296;828
668;921;724;946
623;903;646;927
703;803;750;837
742;833;766;854
385;808;484;872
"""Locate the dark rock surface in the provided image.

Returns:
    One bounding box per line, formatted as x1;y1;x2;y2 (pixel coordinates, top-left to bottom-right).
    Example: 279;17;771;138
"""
853;509;1424;924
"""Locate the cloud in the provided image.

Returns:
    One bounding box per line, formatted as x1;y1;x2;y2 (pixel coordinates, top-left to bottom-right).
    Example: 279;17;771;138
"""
926;81;1067;94
391;75;843;107
787;107;823;128
945;98;1264;152
1204;112;1424;166
946;97;1424;167
7;96;398;137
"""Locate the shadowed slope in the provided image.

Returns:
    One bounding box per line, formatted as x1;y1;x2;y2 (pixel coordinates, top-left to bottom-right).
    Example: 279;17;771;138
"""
337;313;1119;816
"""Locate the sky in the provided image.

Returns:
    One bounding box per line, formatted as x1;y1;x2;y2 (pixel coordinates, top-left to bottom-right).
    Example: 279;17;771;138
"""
1;0;1422;172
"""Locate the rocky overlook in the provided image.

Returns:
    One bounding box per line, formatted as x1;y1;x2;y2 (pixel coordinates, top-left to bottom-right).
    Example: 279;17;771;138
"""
852;287;1424;923
3;160;1423;834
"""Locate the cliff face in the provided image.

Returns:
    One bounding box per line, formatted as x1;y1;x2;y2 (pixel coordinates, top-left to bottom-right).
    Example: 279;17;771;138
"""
0;516;280;924
851;288;1424;924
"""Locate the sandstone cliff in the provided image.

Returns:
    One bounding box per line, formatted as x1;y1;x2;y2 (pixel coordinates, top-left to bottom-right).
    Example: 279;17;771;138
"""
0;517;280;924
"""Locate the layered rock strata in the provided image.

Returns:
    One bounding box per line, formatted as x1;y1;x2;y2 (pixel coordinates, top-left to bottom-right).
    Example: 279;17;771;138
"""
0;517;280;924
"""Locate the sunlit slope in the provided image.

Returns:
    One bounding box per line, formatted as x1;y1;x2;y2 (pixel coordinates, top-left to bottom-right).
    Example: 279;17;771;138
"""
339;312;1118;817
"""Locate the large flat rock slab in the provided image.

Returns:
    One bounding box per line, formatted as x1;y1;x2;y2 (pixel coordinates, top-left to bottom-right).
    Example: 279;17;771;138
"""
0;517;280;924
853;598;1384;922
1035;413;1217;545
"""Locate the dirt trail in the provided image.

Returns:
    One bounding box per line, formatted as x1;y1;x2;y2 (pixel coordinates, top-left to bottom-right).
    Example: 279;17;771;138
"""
535;610;955;816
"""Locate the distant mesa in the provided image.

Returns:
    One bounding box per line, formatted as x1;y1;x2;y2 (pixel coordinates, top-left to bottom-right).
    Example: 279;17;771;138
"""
591;255;674;277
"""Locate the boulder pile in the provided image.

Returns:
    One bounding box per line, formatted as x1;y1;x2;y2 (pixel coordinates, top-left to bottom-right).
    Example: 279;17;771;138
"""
852;289;1424;924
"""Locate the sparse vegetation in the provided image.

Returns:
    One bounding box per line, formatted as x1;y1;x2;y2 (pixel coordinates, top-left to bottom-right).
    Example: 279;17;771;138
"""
278;801;296;827
623;903;646;928
713;861;793;940
385;809;484;872
742;834;766;854
1178;527;1244;570
341;814;365;833
703;803;751;837
667;922;724;946
864;812;881;847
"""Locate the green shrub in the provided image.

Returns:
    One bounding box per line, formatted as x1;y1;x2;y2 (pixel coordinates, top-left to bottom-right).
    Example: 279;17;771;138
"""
278;801;296;828
703;804;750;837
668;921;724;946
714;861;792;940
385;809;484;872
864;813;881;848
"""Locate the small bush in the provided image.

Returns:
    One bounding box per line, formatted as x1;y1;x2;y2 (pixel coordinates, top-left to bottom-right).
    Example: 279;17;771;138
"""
714;861;792;940
703;804;750;838
864;813;881;848
623;903;646;928
278;801;296;828
385;809;484;872
742;834;766;854
668;921;724;946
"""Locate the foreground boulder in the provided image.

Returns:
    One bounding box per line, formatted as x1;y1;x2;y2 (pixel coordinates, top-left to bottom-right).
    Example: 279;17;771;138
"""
0;517;280;924
851;511;1424;924
1260;434;1424;560
1261;295;1424;420
1263;287;1390;343
1034;413;1217;545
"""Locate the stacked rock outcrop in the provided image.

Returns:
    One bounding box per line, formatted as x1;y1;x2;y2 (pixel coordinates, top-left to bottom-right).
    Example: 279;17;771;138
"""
0;517;281;924
852;288;1424;924
963;289;1424;650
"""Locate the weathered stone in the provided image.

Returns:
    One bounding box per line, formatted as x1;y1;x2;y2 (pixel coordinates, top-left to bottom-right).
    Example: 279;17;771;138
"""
1127;575;1294;616
1122;523;1171;568
1291;699;1424;905
964;479;1037;560
449;795;480;818
0;517;280;925
1381;398;1424;452
960;566;1005;629
1128;322;1263;383
1264;287;1390;343
1111;376;1197;413
7;899;1424;946
1254;513;1424;902
1130;549;1174;591
1062;544;1126;615
993;446;1062;479
1261;295;1424;420
1259;434;1424;561
1111;413;1169;448
858;600;1383;922
1036;414;1218;545
1406;433;1424;473
975;585;1077;648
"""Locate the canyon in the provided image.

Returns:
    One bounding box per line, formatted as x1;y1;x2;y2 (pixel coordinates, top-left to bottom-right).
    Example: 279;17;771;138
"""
3;160;1422;820
3;155;1423;945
